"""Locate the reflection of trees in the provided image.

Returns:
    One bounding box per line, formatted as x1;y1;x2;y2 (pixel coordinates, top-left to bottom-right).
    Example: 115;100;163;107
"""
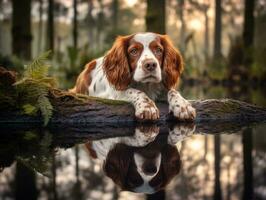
168;133;248;199
242;128;253;200
214;134;222;200
15;162;38;200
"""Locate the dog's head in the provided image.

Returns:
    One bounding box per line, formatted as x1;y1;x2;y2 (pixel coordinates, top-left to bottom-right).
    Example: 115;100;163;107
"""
103;32;183;90
102;142;181;194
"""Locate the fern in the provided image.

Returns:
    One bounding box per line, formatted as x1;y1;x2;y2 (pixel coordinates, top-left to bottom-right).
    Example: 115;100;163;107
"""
25;50;52;79
15;51;56;126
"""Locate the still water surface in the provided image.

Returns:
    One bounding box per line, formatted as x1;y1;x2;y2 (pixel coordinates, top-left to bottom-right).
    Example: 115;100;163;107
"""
0;85;266;200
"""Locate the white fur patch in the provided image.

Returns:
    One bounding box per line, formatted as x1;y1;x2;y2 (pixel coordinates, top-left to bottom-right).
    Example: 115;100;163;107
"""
133;152;161;194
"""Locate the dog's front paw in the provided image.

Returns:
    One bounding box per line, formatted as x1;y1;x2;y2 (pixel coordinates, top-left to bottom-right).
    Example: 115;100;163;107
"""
135;99;159;120
170;99;196;121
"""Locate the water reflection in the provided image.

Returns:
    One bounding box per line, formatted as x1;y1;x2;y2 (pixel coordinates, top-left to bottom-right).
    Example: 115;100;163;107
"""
0;123;265;200
85;125;194;194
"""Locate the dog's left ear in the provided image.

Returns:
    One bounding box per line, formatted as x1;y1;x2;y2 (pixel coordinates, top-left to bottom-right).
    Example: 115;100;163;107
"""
159;35;184;90
103;144;132;189
103;35;133;90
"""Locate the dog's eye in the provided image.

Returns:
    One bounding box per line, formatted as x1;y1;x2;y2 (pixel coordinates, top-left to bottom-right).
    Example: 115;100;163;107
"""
155;47;163;55
130;48;138;56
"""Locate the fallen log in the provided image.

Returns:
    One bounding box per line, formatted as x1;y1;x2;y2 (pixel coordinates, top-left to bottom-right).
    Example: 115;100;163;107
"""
0;88;266;126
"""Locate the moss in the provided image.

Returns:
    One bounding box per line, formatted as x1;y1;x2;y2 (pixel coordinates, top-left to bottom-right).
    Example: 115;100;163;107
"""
50;89;129;106
87;96;129;105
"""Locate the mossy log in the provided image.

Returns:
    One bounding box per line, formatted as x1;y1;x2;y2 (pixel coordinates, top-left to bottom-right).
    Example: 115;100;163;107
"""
0;88;266;126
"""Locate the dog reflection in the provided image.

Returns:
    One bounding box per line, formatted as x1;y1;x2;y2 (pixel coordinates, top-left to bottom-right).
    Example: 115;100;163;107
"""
85;125;194;194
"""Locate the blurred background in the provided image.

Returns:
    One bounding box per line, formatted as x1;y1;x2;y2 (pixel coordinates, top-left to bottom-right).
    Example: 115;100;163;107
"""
1;1;266;200
0;0;265;92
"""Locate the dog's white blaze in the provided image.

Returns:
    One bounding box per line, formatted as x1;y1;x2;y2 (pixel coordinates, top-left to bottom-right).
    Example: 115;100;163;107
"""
133;33;162;83
133;152;162;194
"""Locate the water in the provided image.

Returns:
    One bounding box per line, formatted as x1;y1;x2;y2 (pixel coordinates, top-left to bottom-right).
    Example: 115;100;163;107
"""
0;85;266;200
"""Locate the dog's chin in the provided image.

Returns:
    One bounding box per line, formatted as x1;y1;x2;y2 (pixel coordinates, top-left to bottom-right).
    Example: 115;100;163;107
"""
135;76;162;83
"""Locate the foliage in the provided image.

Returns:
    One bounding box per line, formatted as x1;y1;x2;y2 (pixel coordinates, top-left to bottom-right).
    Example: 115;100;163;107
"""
16;131;53;177
15;51;56;126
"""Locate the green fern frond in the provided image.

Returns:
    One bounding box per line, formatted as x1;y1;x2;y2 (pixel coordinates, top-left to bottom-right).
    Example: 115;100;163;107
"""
25;50;52;79
15;51;56;126
22;104;38;115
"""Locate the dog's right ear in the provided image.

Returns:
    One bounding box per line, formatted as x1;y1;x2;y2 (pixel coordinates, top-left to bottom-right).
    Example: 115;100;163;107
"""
70;60;97;94
103;35;133;91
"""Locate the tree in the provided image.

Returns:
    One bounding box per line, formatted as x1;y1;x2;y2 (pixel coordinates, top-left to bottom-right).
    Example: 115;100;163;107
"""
188;0;210;63
213;0;222;60
146;0;166;34
243;0;255;66
38;0;44;53
86;0;94;47
47;0;54;52
73;0;78;49
12;0;32;60
112;0;118;33
176;0;186;53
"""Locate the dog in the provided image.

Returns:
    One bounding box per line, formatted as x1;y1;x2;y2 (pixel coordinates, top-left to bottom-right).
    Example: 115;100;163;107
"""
70;32;196;121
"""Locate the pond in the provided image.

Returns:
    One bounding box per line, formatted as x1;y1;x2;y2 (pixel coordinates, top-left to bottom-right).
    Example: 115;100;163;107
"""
0;85;266;200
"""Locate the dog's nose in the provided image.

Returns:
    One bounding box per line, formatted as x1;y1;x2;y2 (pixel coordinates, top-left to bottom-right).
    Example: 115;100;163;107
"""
143;165;157;176
143;60;157;72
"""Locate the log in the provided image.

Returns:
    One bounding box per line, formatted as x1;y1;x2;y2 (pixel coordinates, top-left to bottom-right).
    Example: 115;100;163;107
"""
0;88;266;127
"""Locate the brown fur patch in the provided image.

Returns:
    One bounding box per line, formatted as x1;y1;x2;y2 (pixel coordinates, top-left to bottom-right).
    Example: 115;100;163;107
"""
70;60;97;94
84;142;98;159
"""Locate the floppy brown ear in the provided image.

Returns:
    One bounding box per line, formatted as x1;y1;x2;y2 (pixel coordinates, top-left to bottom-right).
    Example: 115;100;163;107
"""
149;144;181;191
70;60;97;94
103;36;132;90
160;35;184;90
103;144;132;189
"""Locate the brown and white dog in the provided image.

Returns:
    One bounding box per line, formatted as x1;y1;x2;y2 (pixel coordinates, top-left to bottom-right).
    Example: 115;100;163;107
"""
85;125;195;194
70;32;196;120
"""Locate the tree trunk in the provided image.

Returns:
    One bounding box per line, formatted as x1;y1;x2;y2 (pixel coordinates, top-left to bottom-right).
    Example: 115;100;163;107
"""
112;0;118;33
243;0;255;66
37;0;43;54
96;0;104;49
213;0;222;60
12;0;32;60
178;0;186;53
204;9;209;64
47;0;54;52
87;0;94;48
146;0;166;34
73;0;78;49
